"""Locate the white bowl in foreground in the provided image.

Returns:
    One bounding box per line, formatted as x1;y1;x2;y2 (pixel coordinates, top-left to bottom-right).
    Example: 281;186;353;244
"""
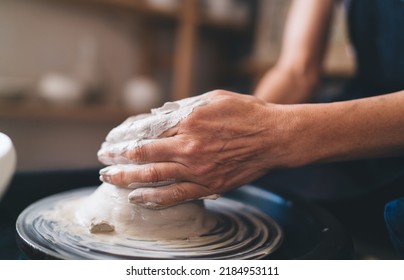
0;132;16;199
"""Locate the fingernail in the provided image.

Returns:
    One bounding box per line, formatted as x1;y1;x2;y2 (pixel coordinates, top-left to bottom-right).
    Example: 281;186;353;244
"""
99;167;109;175
128;190;143;203
99;166;121;176
100;174;112;183
100;166;115;175
128;190;163;209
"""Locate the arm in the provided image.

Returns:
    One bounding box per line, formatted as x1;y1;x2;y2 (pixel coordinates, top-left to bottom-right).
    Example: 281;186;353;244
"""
292;90;404;164
98;90;404;208
254;0;335;104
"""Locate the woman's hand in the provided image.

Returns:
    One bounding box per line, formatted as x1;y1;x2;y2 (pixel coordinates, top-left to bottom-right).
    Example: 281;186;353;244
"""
98;90;298;208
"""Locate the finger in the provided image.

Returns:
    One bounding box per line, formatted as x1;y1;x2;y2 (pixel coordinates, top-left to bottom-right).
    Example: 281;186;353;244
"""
97;139;155;165
128;182;213;209
98;136;185;164
99;163;189;188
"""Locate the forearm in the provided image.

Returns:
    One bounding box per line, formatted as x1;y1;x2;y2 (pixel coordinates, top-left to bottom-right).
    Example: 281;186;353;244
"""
254;0;334;104
279;90;404;167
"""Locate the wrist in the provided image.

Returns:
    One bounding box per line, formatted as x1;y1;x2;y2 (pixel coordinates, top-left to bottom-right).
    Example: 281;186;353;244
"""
255;64;320;104
259;103;311;169
276;63;320;95
263;102;327;169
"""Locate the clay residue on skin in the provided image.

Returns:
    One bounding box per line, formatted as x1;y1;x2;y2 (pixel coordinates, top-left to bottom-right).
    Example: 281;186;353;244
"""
98;95;210;164
99;164;176;189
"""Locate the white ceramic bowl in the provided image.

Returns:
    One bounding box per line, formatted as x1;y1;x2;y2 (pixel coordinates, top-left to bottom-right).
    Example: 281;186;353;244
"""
0;132;16;199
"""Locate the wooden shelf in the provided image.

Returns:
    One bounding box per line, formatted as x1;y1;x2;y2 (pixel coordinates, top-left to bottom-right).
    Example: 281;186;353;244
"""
0;102;143;123
57;0;248;31
0;0;250;124
44;0;249;102
87;0;179;19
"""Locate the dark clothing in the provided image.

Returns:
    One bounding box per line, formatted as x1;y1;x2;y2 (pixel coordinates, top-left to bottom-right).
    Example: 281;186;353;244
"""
385;198;404;258
343;0;404;100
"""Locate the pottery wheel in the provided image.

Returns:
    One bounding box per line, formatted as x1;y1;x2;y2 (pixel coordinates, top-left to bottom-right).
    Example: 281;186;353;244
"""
16;187;283;259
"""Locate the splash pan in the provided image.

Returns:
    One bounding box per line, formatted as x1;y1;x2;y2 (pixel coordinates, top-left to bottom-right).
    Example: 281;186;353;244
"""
16;187;282;259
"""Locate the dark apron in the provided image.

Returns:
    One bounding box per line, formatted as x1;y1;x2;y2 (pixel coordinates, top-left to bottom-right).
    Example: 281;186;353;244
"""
343;0;404;100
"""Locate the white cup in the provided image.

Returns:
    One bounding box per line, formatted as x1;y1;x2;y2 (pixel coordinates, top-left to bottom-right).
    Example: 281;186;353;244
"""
0;132;16;200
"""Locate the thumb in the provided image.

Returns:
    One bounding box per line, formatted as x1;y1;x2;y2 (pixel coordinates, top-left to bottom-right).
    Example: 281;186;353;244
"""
128;182;214;209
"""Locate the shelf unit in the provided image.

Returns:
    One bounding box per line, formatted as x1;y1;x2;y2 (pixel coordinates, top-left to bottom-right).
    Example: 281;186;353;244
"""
0;0;249;122
56;0;249;100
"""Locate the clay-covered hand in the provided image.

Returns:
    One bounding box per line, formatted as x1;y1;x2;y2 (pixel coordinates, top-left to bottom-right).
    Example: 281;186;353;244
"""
98;90;295;208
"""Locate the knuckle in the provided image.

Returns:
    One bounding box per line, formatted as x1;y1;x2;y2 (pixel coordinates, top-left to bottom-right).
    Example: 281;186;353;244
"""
168;187;186;203
183;140;202;157
209;89;228;97
211;177;226;190
106;171;126;188
115;171;125;185
143;165;160;182
150;192;165;206
128;146;147;163
121;171;135;186
138;189;165;207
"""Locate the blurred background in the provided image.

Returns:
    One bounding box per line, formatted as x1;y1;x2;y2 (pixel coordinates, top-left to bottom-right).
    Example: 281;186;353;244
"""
0;0;353;171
